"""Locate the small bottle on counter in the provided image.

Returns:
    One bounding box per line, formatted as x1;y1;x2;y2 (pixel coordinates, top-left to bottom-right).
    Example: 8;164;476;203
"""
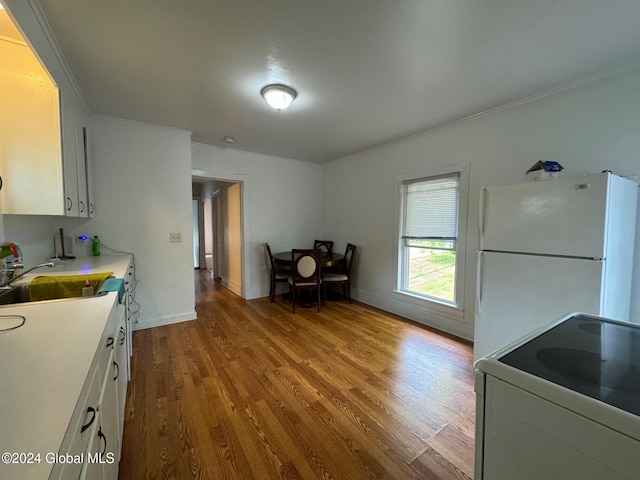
92;236;101;256
82;280;94;297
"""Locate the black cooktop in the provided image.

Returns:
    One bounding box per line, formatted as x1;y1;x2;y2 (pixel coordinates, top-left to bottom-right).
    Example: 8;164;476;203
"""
499;314;640;416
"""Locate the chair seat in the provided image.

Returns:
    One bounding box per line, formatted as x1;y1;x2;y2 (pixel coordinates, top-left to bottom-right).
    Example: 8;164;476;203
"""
288;278;322;286
323;272;348;282
275;272;290;280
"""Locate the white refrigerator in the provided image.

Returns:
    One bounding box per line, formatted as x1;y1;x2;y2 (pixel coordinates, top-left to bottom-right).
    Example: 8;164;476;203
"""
474;172;637;362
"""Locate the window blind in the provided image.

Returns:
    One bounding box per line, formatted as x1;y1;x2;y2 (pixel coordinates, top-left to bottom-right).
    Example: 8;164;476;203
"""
403;174;459;240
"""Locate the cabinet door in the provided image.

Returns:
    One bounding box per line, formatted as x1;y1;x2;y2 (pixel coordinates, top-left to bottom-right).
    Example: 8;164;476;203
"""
82;124;95;217
115;307;128;441
0;38;64;215
50;367;101;480
74;117;88;217
79;420;102;480
60;91;93;218
97;349;120;479
61;91;79;216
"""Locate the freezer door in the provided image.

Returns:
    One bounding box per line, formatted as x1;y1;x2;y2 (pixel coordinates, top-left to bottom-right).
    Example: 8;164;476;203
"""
479;174;608;258
474;252;603;362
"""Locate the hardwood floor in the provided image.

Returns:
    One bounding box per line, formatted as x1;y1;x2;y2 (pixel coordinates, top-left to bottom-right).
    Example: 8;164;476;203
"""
119;271;476;479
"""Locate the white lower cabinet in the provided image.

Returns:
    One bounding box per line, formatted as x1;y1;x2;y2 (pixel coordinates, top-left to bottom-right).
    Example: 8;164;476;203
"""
92;348;119;480
115;307;128;440
50;297;129;480
52;368;100;480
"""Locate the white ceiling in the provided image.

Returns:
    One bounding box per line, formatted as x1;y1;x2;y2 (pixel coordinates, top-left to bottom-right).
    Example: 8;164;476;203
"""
30;0;640;163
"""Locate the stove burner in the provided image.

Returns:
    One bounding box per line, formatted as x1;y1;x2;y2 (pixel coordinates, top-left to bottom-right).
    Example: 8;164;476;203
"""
537;347;640;393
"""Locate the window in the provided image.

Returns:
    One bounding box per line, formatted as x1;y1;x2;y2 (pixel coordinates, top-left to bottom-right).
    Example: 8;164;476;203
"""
398;171;464;307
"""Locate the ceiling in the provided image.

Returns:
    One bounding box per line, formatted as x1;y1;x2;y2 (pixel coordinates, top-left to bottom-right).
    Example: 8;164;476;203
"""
24;0;640;163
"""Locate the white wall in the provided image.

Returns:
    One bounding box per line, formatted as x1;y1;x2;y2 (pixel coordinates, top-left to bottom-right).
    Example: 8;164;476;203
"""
3;215;91;266
323;66;640;339
90;116;196;330
4;117;197;330
191;143;323;299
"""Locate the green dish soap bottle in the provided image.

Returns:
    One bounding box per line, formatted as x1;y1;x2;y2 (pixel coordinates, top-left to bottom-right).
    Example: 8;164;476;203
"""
92;235;101;256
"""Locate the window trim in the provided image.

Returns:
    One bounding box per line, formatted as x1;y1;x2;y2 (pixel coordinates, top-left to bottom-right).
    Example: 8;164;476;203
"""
394;162;470;316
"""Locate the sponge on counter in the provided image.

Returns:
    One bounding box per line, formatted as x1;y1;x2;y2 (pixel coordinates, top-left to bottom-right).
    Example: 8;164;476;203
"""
29;272;114;302
98;277;126;304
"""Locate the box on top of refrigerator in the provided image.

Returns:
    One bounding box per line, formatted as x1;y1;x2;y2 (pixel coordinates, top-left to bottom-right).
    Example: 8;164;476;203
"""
526;160;563;180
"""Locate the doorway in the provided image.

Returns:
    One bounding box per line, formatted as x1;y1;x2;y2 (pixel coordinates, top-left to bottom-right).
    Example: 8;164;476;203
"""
191;178;244;297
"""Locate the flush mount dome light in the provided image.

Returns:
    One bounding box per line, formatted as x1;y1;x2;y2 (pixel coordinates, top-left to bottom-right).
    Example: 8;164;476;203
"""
261;84;297;111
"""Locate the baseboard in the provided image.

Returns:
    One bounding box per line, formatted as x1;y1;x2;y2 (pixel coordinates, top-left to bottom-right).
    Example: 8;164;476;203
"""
132;311;198;331
250;284;288;301
220;276;242;297
353;288;474;341
244;283;473;341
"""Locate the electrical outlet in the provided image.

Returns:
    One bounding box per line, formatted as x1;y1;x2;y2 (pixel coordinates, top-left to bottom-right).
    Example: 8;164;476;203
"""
170;232;182;243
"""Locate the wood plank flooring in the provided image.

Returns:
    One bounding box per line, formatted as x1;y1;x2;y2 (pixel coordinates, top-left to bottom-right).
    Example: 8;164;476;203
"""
118;271;476;479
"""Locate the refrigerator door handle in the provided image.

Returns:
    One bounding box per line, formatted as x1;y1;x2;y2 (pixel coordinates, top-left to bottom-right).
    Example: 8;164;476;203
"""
476;251;484;315
478;187;487;250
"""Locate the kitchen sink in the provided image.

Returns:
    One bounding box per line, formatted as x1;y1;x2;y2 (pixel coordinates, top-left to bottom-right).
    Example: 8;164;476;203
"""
0;285;31;306
0;284;105;306
0;273;112;306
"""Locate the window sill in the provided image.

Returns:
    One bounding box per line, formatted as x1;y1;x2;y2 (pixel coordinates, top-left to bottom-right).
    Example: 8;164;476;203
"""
392;289;465;318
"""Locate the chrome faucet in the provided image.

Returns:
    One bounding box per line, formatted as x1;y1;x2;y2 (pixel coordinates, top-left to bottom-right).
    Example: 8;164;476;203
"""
0;262;55;289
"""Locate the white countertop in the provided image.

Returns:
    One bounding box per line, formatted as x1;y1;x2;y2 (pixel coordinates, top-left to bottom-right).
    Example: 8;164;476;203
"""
0;254;132;480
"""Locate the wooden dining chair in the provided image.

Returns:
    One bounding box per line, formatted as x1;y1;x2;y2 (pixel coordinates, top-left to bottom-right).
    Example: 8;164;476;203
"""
313;240;334;254
265;243;289;302
322;243;356;303
288;248;322;313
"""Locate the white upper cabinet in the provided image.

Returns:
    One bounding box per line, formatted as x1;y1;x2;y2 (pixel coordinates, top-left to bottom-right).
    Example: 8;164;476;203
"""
61;91;92;217
0;34;65;215
1;1;94;218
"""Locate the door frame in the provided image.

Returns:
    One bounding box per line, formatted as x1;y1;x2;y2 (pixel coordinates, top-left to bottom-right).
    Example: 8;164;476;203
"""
192;173;250;299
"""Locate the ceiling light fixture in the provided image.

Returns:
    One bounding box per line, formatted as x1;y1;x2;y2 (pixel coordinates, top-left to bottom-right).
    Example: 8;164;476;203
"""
261;84;297;111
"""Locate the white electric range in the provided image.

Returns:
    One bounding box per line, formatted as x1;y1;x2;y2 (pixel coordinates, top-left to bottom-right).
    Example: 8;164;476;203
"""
474;313;640;480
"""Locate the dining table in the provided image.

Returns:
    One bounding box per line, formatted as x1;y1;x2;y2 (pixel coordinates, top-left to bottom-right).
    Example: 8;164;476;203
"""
273;251;344;268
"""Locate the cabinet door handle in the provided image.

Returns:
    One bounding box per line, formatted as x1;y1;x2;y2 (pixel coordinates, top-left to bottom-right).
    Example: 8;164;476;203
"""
119;326;126;346
90;203;94;215
98;427;107;456
113;360;119;381
66;196;73;211
106;337;114;348
80;200;85;213
0;175;3;190
80;406;96;433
